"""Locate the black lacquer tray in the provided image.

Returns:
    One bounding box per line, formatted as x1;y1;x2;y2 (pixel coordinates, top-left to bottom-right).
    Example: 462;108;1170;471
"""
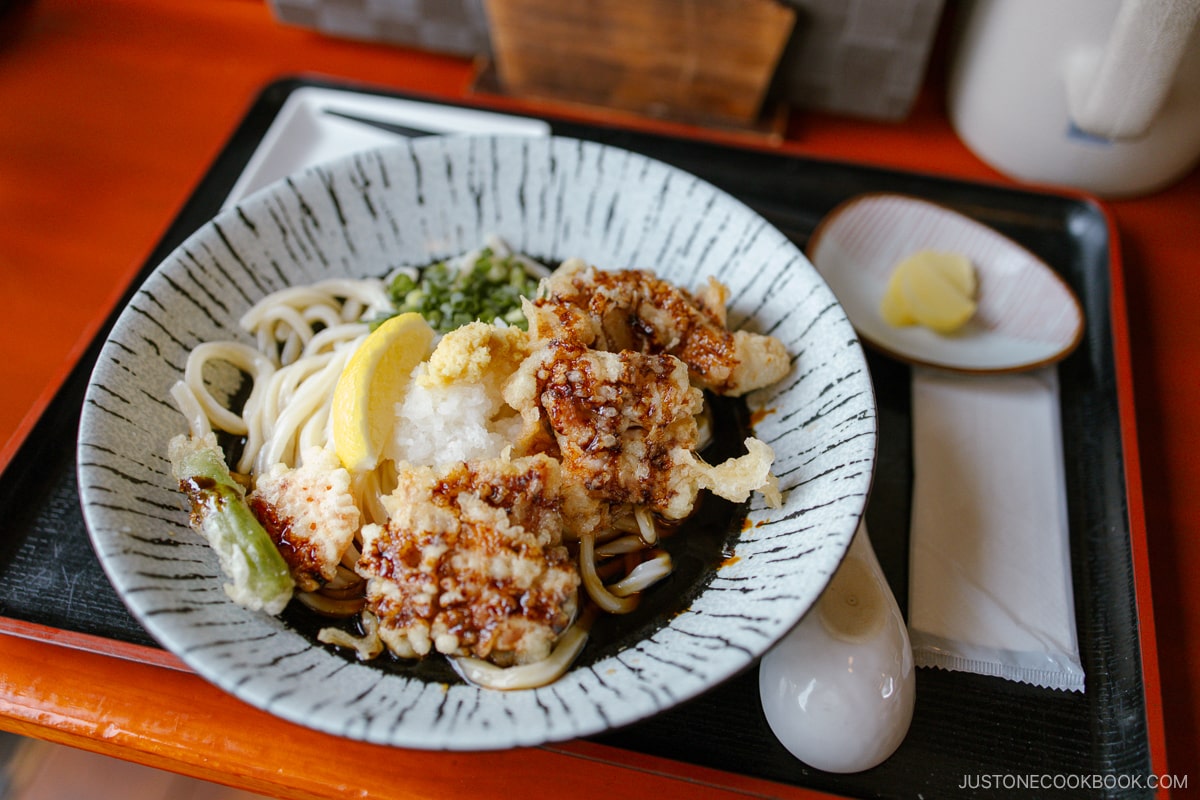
0;76;1158;799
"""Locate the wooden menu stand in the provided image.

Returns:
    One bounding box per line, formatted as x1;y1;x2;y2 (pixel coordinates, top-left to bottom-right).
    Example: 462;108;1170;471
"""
476;0;796;141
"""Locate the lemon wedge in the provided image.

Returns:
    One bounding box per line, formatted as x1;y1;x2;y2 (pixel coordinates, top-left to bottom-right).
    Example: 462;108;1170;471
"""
880;250;977;334
332;313;435;471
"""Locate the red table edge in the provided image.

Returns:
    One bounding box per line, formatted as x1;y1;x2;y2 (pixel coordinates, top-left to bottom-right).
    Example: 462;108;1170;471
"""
0;618;845;800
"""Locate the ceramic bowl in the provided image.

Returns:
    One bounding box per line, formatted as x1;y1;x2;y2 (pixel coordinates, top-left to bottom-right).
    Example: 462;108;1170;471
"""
77;134;877;750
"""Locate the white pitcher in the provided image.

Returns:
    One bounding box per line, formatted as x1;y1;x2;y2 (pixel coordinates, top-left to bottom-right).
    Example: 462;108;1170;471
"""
947;0;1200;197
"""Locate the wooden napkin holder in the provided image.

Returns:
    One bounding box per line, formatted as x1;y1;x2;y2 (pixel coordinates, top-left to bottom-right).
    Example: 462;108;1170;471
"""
478;0;796;135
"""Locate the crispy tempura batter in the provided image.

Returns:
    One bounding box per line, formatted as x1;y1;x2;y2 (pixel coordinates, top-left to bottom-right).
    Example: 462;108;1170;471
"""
505;340;706;521
248;447;360;592
358;454;579;665
526;259;790;396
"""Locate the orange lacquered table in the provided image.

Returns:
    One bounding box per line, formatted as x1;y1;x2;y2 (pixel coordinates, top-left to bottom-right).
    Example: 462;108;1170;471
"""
0;1;1196;797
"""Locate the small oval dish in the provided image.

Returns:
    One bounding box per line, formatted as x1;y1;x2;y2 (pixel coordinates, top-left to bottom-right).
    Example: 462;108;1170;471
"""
807;193;1085;373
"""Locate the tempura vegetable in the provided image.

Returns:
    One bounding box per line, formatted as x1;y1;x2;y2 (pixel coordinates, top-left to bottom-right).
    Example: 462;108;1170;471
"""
168;433;295;615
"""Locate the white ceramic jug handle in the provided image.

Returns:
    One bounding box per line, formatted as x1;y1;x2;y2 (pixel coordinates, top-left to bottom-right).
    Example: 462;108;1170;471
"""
1065;0;1200;140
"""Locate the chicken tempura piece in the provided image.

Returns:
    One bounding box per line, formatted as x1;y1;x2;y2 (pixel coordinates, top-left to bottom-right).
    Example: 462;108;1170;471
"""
357;454;580;665
525;259;789;396
505;340;704;521
505;338;781;522
248;446;361;592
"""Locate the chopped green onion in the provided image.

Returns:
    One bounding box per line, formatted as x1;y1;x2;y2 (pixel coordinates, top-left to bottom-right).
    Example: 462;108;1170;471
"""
383;248;544;333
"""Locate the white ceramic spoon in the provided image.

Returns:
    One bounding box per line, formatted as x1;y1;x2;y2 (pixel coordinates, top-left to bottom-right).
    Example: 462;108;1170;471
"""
759;521;914;773
807;193;1085;374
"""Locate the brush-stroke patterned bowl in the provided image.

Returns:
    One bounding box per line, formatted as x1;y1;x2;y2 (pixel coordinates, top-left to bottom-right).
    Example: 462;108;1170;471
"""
78;135;876;750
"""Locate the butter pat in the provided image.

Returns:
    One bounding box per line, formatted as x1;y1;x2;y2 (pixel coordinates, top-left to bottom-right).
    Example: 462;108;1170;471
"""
880;250;977;334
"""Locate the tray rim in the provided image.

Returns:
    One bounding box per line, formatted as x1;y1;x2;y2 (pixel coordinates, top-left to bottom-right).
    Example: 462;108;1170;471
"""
0;74;1168;794
1099;199;1168;782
